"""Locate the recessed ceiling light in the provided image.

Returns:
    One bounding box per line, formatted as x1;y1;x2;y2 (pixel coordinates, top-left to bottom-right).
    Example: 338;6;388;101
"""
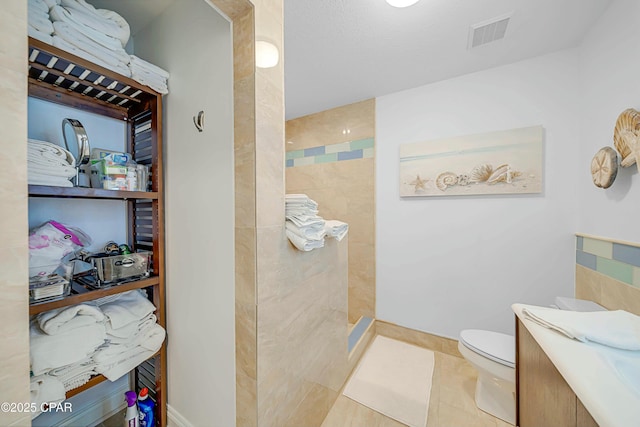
386;0;420;8
286;140;294;144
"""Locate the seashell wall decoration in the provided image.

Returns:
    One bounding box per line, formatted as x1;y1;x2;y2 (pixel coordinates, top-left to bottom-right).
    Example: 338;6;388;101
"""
399;126;543;197
591;147;618;189
613;108;640;172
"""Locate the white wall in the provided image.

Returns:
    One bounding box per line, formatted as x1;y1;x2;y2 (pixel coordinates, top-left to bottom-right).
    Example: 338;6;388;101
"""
577;0;640;242
133;1;235;425
376;50;581;338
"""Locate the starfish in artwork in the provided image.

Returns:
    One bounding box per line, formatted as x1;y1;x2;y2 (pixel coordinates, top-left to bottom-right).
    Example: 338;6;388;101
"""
409;174;428;192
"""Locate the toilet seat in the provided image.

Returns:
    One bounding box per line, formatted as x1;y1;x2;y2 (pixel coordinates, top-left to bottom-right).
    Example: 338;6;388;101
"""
460;330;515;368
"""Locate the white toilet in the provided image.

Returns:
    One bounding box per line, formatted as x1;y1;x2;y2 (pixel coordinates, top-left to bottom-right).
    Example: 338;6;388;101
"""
458;329;515;424
458;297;606;425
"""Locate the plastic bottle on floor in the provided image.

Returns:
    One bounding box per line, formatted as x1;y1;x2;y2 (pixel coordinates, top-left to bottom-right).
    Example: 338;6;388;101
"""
137;387;155;427
124;391;140;427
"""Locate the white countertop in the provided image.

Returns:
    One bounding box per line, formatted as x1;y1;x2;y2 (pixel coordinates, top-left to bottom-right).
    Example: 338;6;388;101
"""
512;303;640;427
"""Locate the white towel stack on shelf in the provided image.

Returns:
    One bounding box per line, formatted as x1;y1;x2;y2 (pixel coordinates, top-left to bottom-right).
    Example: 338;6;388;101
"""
285;194;326;251
28;0;55;44
129;56;170;95
28;0;172;94
93;290;166;381
28;138;76;187
49;1;132;77
30;303;107;376
29;290;166;411
324;220;349;242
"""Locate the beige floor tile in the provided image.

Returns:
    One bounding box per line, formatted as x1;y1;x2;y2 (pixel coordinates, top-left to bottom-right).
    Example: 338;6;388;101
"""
322;336;511;427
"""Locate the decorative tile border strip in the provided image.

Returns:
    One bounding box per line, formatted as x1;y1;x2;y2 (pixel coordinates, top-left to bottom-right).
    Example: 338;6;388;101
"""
576;235;640;288
285;137;374;167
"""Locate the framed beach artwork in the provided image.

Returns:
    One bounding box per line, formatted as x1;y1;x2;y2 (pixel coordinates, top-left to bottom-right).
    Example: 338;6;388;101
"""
399;125;543;197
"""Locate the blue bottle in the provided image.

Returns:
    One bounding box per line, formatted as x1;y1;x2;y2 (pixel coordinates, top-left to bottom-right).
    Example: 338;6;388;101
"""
137;387;155;427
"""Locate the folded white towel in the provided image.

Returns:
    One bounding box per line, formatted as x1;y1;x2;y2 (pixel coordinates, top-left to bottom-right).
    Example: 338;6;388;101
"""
285;220;326;241
47;357;97;391
130;71;169;95
28;9;54;35
59;0;130;47
94;324;165;381
49;5;124;52
28;163;76;178
107;313;156;341
96;321;161;362
129;55;170;78
28;0;50;14
286;229;325;252
522;306;640;350
52;36;132;78
30;320;106;376
53;21;130;67
28;173;73;187
30;375;65;419
29;138;75;165
98;290;156;330
286;214;325;229
324;220;349;241
37;303;104;335
28;25;54;45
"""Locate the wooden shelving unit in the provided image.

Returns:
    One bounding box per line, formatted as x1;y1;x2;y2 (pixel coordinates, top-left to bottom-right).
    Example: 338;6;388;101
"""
28;37;167;426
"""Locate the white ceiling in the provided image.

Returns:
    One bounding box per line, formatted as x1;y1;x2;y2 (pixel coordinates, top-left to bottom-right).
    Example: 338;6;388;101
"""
284;0;612;119
88;0;613;120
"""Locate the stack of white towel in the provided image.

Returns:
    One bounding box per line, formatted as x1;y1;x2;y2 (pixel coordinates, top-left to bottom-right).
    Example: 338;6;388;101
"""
324;220;349;242
28;138;76;187
49;0;131;77
29;303;106;417
28;0;170;94
93;290;166;381
29;290;165;416
28;0;57;45
285;194;326;251
129;56;170;95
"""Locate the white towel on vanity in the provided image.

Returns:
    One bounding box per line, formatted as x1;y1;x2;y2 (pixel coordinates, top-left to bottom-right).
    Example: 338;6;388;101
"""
522;306;640;350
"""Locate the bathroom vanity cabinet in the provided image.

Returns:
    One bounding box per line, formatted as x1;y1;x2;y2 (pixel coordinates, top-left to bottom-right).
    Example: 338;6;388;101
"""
27;37;167;426
516;319;598;427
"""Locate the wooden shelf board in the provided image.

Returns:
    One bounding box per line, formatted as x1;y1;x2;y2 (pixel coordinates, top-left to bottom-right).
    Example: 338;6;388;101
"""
65;375;107;399
28;185;158;200
29;277;159;315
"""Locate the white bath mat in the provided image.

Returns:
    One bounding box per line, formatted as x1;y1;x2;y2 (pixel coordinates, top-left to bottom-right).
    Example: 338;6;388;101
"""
343;335;435;427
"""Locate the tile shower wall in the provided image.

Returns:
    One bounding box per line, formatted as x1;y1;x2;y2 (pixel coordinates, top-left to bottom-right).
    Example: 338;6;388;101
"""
286;99;376;324
575;234;640;315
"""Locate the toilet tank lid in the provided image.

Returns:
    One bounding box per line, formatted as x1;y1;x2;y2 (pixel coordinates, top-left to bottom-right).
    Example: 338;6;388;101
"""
460;329;515;367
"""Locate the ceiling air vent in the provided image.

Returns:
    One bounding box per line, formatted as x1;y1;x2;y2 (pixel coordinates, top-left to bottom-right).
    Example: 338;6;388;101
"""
468;14;511;49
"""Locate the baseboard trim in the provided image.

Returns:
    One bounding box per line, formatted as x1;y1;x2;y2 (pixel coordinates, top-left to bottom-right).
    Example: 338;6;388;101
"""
167;404;195;427
375;319;462;358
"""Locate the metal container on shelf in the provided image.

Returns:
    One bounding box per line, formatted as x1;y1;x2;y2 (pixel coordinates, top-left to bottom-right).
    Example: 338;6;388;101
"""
86;251;151;286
